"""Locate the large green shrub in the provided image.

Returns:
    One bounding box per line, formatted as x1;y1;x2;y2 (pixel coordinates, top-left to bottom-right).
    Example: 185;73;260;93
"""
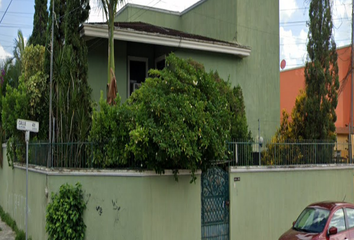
2;45;48;166
46;183;86;240
90;54;246;180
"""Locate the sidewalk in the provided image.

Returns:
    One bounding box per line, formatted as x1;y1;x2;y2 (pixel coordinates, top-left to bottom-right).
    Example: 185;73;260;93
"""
0;217;15;240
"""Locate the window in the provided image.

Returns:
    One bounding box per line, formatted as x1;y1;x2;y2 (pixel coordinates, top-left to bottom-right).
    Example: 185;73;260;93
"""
128;57;148;96
345;208;354;228
155;55;165;70
294;208;329;233
329;209;346;232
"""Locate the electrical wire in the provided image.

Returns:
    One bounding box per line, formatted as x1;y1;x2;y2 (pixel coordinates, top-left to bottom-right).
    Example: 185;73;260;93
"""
0;0;14;24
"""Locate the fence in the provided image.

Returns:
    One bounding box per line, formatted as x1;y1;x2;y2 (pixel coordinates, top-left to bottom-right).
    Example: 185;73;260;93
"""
227;140;353;166
13;142;143;169
11;140;353;169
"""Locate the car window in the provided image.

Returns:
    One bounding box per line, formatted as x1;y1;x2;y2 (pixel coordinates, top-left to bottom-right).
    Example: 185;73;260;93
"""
294;208;329;233
345;208;354;228
329;209;346;233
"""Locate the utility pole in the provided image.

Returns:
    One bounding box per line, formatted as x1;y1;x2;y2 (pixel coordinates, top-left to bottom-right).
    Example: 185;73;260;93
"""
48;0;54;168
350;0;354;163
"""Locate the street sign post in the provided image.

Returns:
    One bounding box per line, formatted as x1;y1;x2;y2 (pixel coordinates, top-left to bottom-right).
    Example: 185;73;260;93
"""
17;119;39;133
17;119;39;240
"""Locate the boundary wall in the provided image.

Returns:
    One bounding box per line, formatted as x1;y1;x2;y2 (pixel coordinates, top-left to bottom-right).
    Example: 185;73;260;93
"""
229;166;354;240
1;144;354;240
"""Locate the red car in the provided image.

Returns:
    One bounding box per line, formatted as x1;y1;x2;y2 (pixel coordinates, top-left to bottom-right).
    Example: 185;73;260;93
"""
279;201;354;240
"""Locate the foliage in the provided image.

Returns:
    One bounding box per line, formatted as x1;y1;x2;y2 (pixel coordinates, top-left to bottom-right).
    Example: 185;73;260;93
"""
304;0;339;140
265;0;339;165
90;54;246;180
97;0;125;84
13;31;25;74
0;205;31;240
45;0;93;145
2;45;48;165
212;72;251;140
46;183;86;240
28;0;48;46
263;91;306;164
263;90;333;164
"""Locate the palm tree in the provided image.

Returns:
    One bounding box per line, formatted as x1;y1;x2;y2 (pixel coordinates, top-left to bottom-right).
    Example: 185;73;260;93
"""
97;0;125;87
13;30;25;70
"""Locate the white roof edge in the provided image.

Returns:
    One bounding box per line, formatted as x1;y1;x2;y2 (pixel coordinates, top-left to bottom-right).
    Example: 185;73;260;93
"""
82;24;250;58
116;3;181;18
116;1;207;18
181;0;207;15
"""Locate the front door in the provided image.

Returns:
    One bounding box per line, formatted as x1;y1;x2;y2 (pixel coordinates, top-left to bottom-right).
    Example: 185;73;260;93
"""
201;167;229;240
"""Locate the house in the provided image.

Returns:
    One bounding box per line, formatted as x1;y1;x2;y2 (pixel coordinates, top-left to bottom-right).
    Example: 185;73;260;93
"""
81;0;280;140
280;45;353;158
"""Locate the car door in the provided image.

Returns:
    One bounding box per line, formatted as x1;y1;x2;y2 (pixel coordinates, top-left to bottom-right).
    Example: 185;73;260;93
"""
344;208;354;239
327;208;350;240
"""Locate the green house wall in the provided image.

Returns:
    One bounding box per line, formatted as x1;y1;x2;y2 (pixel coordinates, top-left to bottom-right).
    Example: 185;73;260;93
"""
0;147;201;240
115;6;182;30
230;167;354;240
89;0;280;139
2;146;354;240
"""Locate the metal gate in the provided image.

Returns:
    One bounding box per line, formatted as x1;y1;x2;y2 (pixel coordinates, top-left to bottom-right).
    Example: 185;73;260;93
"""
201;167;229;240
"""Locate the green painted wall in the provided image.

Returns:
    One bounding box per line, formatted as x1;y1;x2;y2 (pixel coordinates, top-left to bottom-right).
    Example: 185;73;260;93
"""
115;6;182;30
87;39;127;105
229;167;354;240
181;0;237;42
0;147;201;240
109;0;280;139
235;0;280;140
174;49;238;88
88;42;176;103
2;146;354;240
0;149;48;240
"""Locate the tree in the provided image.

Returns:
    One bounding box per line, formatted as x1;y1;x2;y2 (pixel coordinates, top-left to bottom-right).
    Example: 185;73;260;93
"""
97;0;124;101
2;45;48;165
44;0;93;143
304;0;339;140
90;54;246;180
59;0;92;142
28;0;48;46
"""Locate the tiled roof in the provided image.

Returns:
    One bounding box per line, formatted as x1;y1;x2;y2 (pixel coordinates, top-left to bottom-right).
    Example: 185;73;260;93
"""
90;21;249;49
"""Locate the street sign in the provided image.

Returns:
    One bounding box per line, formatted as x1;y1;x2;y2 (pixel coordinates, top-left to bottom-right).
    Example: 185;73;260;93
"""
17;119;39;133
16;119;40;240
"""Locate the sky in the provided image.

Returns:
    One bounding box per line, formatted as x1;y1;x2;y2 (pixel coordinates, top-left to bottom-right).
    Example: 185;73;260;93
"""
0;0;352;70
280;0;352;69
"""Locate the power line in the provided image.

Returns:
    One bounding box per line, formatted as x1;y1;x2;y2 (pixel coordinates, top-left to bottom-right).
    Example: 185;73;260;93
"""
280;3;351;12
0;0;14;24
0;11;33;15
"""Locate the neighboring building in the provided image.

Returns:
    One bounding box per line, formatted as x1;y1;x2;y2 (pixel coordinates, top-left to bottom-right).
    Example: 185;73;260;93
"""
280;45;353;158
81;0;280;140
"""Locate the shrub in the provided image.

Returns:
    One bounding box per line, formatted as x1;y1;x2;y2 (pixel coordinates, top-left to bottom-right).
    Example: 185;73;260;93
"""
90;54;237;181
46;183;86;240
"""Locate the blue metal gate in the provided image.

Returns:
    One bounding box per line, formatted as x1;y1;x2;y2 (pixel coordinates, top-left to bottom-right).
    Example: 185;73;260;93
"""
201;167;229;240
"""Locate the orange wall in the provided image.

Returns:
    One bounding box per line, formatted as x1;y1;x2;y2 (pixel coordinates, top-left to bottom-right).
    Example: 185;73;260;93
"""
280;46;352;129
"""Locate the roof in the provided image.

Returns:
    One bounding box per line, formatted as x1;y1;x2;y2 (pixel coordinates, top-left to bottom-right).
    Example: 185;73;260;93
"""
114;22;234;45
116;1;207;17
82;22;251;58
336;126;349;135
307;201;352;211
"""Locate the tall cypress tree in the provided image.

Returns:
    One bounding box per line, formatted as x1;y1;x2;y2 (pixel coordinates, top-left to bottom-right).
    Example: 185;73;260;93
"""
44;0;92;143
304;0;339;140
28;0;48;46
60;0;92;142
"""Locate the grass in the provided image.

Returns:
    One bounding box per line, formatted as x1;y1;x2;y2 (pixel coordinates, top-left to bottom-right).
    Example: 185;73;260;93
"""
0;205;31;240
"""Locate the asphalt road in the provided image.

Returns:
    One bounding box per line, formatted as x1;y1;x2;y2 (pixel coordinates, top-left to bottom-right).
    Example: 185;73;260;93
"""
0;217;15;240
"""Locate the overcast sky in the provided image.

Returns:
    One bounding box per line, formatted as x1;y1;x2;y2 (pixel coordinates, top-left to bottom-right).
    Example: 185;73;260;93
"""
0;0;352;70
